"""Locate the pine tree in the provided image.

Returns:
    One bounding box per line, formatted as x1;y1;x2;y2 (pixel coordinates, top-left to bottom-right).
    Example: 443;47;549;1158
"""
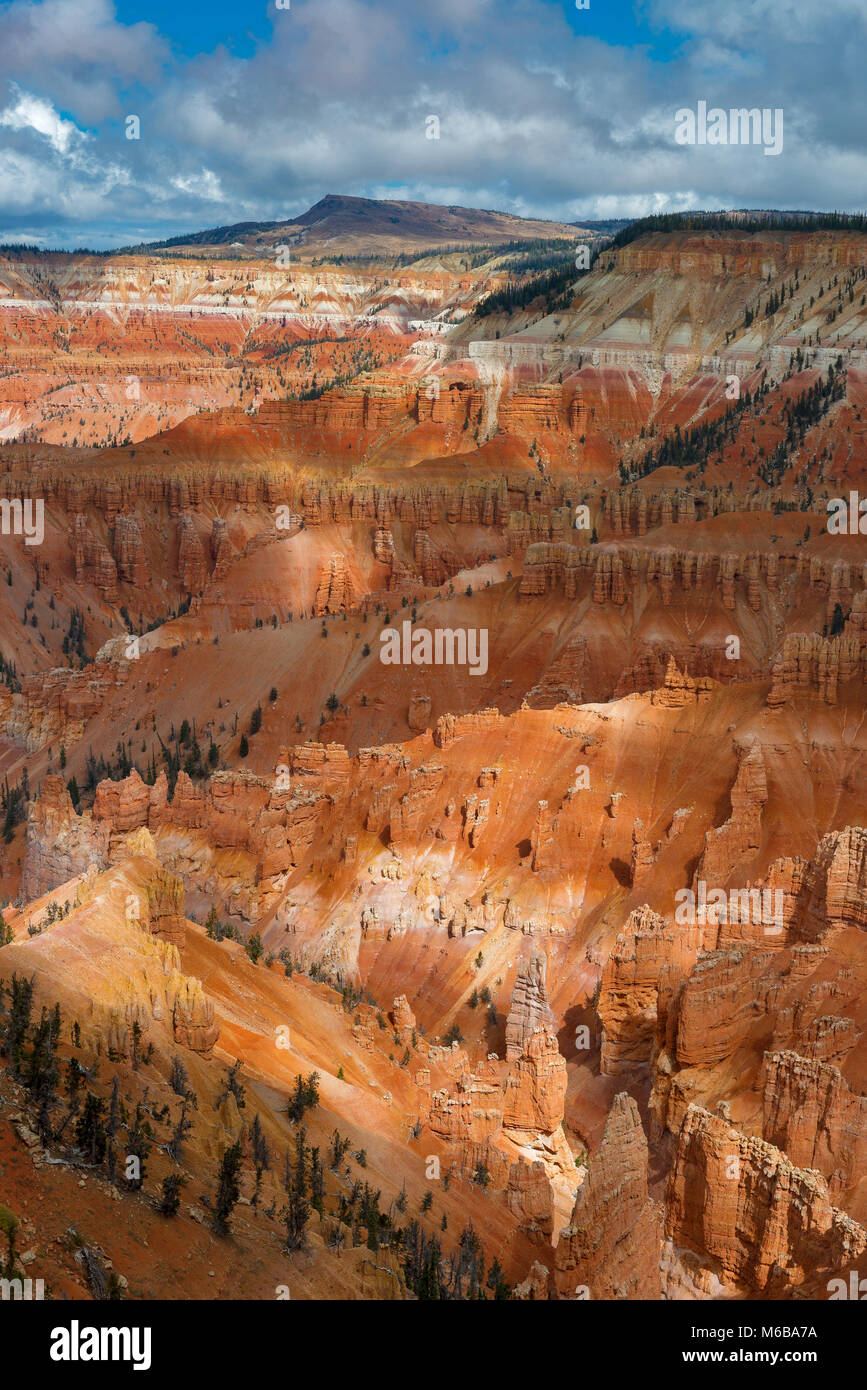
76;1092;108;1164
213;1140;242;1235
159;1173;187;1217
168;1100;193;1162
3;973;34;1079
283;1127;311;1251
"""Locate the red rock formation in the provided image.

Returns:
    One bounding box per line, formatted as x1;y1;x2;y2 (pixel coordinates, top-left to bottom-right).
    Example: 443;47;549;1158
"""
313;553;355;615
170;976;219;1053
696;739;767;888
761;1050;867;1194
144;866;186;948
112;514;149;586
663;1104;866;1296
671;947;777;1069
177;513;208;592
794;826;867;939
502;1026;567;1135
598;905;703;1076
555;1093;662;1299
21;775;109;898
506;1158;555;1241
768;633;866;707
505;952;555;1062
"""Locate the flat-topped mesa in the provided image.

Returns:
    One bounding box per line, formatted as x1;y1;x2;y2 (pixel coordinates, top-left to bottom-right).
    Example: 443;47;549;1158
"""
663;1103;867;1297
768;632;867;707
555;1093;662;1300
761;1050;867;1194
694;739;767;889
598;904;704;1077
505;952;555;1062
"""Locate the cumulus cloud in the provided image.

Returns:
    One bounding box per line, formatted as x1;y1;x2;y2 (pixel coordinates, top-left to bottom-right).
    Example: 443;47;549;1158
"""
0;87;85;154
0;0;863;248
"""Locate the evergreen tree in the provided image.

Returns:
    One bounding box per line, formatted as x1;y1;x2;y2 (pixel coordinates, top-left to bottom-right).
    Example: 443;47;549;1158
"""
2;973;34;1079
283;1127;311;1251
213;1140;242;1235
76;1092;108;1164
160;1174;187;1217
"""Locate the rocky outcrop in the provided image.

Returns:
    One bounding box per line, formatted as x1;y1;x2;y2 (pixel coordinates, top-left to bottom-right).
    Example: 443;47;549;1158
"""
506;1158;555;1241
629;818;655;887
407;692;431;732
555;1093;662;1299
143;866;186;947
768;633;866;707
70;514;117;596
170;976;219;1053
695;739;767;888
112;514;149;586
313;553;354;614
22;775;109;899
761;1050;867;1194
669;947;777;1069
0;661;130;753
391;995;417;1045
505;952;554;1062
177;513;208;592
93;767;152;834
794;826;867;939
663;1104;866;1296
390;764;445;841
598;906;703;1076
502;1025;567;1135
433;707;501;749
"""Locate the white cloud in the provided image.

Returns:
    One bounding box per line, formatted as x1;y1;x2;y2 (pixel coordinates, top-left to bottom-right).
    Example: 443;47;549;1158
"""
0;0;865;246
0;87;84;155
170;168;225;202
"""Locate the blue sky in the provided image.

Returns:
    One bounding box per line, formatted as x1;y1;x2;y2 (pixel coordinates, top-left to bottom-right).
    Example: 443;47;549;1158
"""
0;0;864;248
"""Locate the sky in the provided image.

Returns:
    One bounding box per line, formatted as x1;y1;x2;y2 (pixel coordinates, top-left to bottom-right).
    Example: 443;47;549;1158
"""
0;0;863;249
